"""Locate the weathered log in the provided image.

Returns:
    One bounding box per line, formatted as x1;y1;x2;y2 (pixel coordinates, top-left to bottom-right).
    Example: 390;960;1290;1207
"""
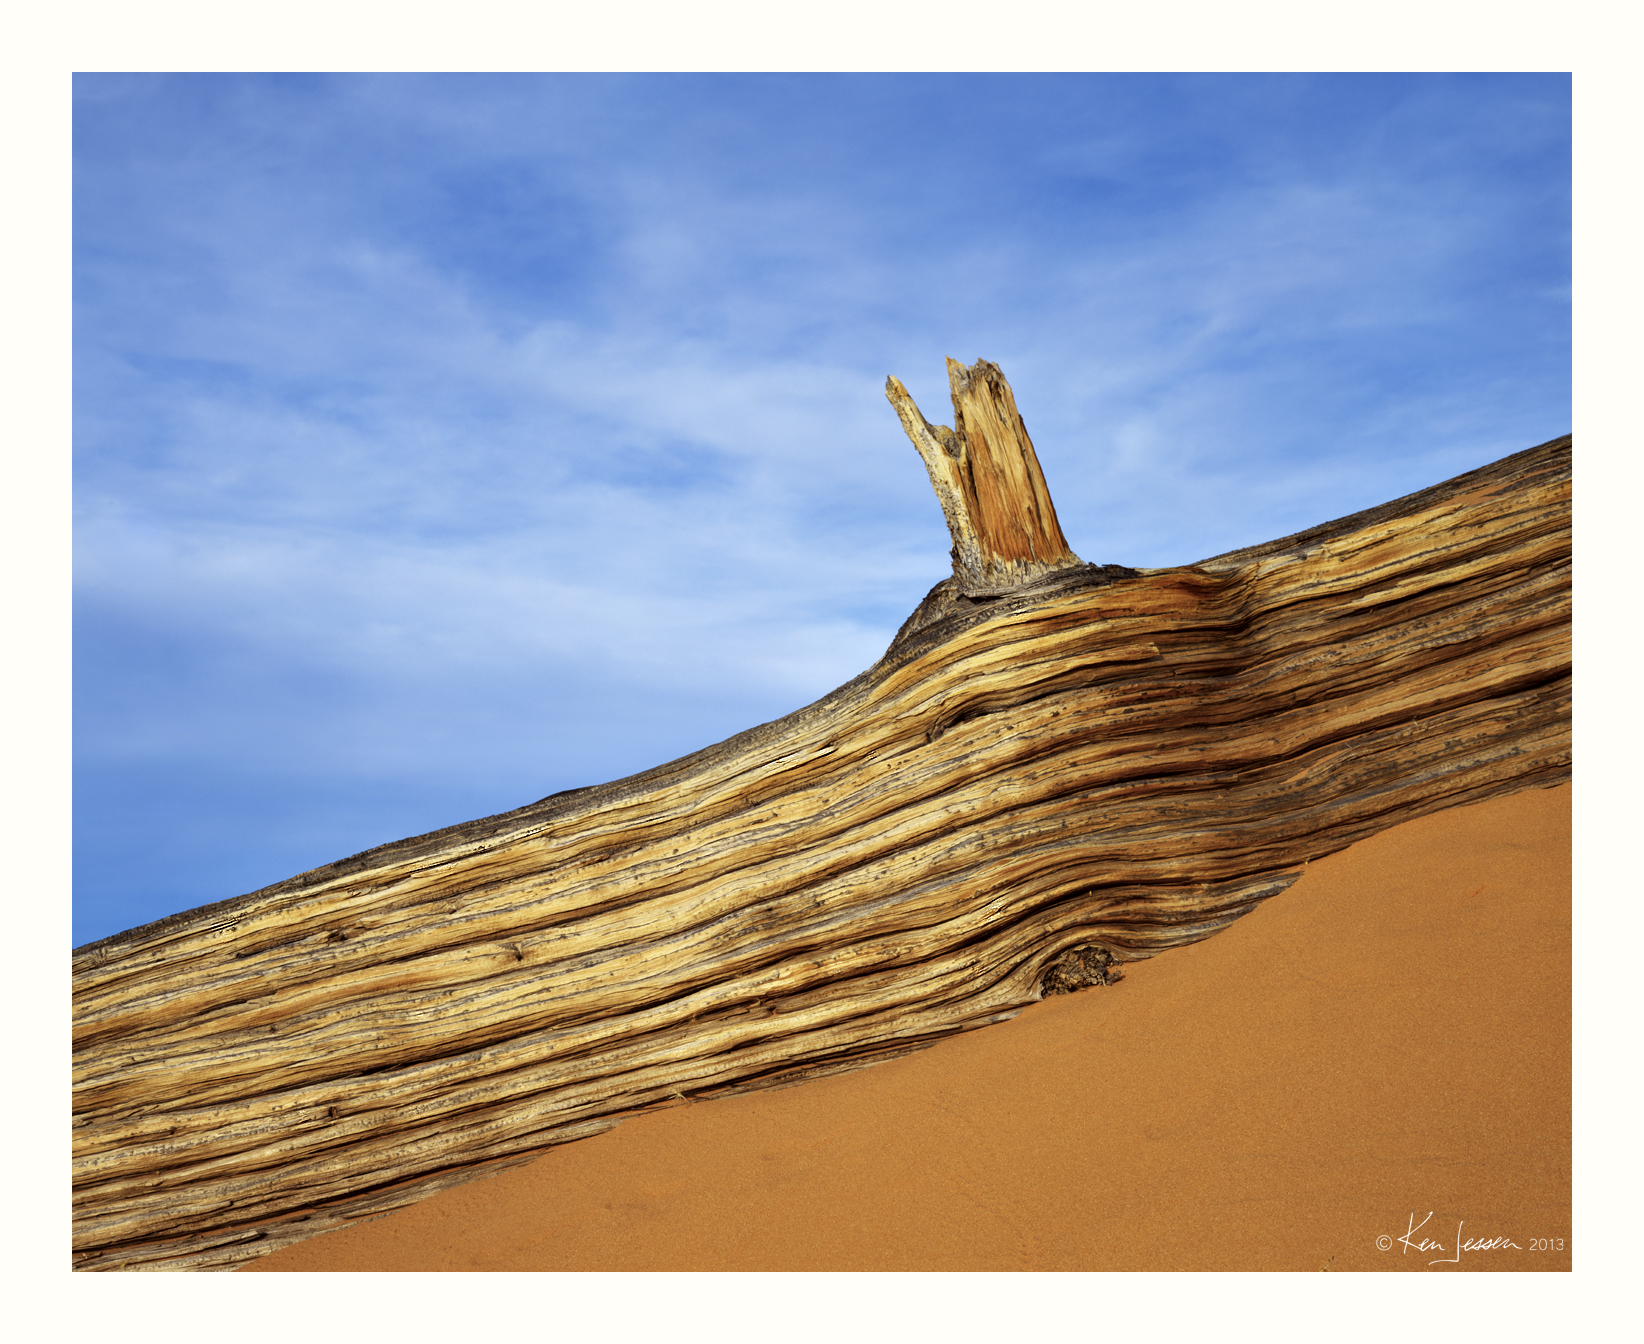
71;361;1571;1271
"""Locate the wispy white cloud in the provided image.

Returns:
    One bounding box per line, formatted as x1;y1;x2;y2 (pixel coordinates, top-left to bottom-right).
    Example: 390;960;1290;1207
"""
73;73;1569;942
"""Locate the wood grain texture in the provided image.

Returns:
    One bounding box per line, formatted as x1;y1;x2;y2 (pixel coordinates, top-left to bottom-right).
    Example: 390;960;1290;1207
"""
885;359;1083;593
70;386;1570;1271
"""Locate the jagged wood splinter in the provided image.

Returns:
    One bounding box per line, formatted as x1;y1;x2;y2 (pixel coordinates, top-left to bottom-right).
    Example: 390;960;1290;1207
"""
886;359;1084;594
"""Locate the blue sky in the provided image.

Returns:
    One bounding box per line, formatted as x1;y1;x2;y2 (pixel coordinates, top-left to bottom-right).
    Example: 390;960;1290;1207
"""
72;72;1570;948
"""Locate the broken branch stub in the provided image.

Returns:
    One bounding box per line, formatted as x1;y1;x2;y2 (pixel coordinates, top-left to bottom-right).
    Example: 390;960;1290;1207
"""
886;358;1084;595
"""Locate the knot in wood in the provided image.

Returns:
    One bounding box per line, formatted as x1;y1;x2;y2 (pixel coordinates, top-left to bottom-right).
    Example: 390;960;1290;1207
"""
1040;945;1123;996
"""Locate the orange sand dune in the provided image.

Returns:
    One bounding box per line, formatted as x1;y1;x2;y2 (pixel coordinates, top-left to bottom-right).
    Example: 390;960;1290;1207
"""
249;783;1571;1273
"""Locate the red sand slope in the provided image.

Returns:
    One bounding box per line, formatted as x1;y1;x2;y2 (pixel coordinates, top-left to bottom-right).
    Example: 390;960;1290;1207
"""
248;783;1571;1273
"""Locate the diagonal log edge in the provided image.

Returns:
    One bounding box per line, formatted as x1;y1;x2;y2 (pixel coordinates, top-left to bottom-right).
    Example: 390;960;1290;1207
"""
72;433;1569;968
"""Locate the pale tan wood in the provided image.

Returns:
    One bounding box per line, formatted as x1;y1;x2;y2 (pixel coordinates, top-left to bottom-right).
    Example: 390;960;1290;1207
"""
70;363;1570;1271
885;359;1082;593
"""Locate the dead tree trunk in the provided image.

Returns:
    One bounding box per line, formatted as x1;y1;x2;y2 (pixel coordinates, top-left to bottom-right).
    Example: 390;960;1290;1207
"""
71;362;1571;1271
